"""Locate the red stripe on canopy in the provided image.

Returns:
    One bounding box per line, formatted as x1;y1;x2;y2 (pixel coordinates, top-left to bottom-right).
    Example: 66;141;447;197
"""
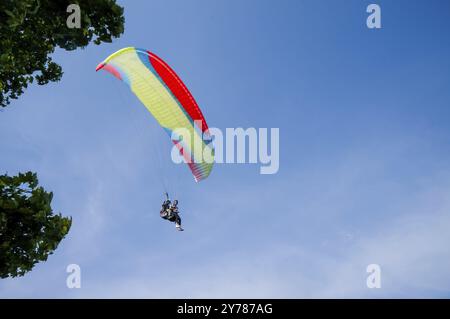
148;52;209;133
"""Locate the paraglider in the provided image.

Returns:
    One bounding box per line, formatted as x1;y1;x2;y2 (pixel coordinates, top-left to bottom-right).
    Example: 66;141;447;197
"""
160;192;183;231
96;47;214;231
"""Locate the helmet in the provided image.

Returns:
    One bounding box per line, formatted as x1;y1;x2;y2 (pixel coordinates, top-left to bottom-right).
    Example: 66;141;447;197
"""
173;200;178;206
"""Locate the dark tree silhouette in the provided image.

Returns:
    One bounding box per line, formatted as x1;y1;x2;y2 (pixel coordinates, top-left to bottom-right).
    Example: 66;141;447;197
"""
0;172;72;278
0;0;125;107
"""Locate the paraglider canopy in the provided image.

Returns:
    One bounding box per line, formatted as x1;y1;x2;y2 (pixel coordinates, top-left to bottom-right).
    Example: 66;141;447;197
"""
96;47;214;182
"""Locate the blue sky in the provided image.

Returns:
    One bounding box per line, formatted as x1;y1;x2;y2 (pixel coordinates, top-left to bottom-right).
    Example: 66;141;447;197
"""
1;0;450;298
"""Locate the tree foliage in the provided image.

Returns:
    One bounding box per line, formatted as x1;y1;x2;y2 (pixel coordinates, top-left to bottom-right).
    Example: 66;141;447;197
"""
0;0;124;107
0;172;72;278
